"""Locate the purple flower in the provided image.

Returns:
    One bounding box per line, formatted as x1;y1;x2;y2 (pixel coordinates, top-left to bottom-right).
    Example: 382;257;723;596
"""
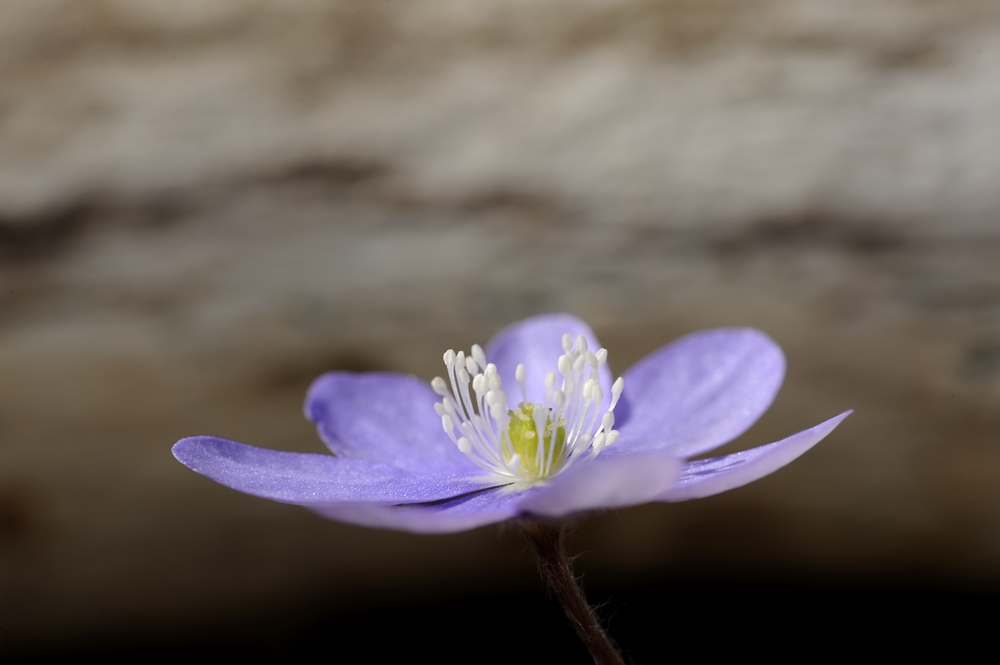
173;314;850;533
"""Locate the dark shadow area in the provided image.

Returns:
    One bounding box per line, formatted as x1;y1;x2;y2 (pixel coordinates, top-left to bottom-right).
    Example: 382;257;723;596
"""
10;577;996;662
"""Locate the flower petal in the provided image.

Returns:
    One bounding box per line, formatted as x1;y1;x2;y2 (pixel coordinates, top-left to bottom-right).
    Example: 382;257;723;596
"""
611;328;785;458
309;486;540;534
485;313;613;413
517;453;683;517
305;372;479;475
172;436;496;504
657;411;851;501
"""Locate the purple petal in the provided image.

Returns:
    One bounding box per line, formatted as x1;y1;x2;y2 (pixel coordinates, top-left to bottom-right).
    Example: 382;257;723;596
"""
611;328;785;458
310;485;541;534
518;453;683;517
172;436;496;504
657;411;851;501
305;372;479;475
485;313;613;413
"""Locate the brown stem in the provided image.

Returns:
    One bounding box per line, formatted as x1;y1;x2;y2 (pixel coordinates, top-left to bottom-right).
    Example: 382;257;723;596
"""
521;522;626;665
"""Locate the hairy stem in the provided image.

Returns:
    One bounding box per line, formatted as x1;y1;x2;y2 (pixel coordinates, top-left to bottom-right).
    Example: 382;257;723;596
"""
522;522;626;665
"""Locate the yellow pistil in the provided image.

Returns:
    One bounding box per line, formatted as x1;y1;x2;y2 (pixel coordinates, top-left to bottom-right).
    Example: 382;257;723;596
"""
506;402;566;479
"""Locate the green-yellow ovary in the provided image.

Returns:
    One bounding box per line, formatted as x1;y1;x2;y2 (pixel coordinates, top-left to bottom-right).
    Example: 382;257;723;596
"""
506;403;567;478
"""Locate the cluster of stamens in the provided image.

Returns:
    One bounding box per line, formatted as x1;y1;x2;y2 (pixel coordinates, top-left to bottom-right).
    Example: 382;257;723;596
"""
431;333;624;483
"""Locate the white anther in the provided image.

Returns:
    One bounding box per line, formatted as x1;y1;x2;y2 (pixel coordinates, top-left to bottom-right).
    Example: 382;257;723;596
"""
515;364;527;401
455;350;465;367
584;379;602;403
558;354;572;375
441;414;455;436
457;368;470;385
605;431;620;446
434;403;446;416
585;351;598;367
488;372;502;391
552;389;565;408
465;356;479;376
576;335;588;353
457;437;472;453
490;402;506;419
544;371;556;391
601;412;615;432
562;334;573;353
444;349;456;367
431;377;449;396
471;344;487;372
472;374;485;395
610;377;624;409
595;348;608;366
591;431;605;451
573;354;586;373
442;399;457;417
591;436;606;456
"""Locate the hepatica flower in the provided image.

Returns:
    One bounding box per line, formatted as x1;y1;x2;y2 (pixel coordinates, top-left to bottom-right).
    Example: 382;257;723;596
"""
173;314;850;534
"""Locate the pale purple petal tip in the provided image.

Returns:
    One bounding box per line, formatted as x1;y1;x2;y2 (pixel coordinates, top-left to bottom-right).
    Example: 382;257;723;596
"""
520;453;683;517
613;328;786;458
172;436;493;505
657;411;852;502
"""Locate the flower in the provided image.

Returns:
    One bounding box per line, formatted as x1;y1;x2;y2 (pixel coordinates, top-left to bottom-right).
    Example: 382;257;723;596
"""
173;313;850;533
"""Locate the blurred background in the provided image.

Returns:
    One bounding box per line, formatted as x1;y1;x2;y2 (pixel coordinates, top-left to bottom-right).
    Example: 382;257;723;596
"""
2;0;1000;659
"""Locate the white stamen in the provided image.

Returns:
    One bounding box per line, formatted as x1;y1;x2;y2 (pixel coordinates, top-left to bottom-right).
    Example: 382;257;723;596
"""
431;377;449;396
588;432;605;453
471;344;487;372
432;332;625;481
490;401;506;420
552;389;565;408
610;377;624;409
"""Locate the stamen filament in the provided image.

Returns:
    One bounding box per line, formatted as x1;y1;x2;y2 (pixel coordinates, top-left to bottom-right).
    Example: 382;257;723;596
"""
432;334;623;482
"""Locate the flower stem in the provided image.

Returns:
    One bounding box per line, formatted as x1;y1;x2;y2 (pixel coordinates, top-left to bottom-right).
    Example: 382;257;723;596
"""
521;522;626;665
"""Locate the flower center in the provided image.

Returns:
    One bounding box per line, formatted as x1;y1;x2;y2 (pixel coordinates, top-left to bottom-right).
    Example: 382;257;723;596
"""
508;402;566;477
431;333;624;483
